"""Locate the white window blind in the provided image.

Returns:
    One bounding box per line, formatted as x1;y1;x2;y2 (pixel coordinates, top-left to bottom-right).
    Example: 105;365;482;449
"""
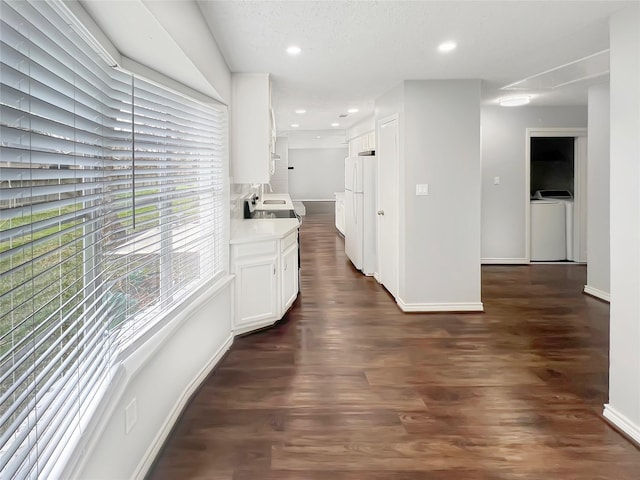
0;0;229;477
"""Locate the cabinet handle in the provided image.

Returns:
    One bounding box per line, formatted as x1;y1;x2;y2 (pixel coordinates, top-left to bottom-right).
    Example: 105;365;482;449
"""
273;266;276;275
284;262;287;271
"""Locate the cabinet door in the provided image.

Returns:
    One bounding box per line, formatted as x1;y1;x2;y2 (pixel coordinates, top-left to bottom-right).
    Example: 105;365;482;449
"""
231;73;271;184
235;255;278;331
281;243;299;312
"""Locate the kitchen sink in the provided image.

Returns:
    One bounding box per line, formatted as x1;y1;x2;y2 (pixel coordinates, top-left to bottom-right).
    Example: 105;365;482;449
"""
263;199;286;204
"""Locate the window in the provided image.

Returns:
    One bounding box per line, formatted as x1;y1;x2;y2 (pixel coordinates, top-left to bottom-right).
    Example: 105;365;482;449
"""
0;0;228;477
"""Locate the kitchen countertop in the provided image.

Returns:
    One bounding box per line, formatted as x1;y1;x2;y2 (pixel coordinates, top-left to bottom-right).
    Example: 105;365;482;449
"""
231;193;299;244
254;193;295;211
230;218;300;244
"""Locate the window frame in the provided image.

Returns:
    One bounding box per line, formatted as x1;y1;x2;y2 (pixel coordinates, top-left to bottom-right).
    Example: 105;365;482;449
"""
0;0;230;477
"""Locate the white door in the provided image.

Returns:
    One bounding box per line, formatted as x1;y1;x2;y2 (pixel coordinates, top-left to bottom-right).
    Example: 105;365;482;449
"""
377;116;399;297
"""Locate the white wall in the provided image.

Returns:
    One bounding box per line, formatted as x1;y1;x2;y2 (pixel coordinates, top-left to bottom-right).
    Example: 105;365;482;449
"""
585;83;610;300
481;106;588;262
348;116;376;140
401;80;482;309
284;130;347;149
375;82;404;123
144;0;232;103
288;148;348;201
605;3;640;444
61;3;236;478
75;0;231;104
67;279;233;479
270;136;289;193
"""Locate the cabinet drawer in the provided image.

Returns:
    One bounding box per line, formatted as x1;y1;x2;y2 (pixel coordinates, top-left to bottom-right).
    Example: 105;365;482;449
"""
233;240;277;258
280;231;297;252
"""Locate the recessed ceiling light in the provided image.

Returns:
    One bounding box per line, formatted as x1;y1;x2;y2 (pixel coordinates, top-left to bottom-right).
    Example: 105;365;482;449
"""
295;109;306;114
286;45;302;55
347;108;359;113
290;123;300;128
438;41;457;53
499;96;531;107
316;136;321;139
331;122;340;127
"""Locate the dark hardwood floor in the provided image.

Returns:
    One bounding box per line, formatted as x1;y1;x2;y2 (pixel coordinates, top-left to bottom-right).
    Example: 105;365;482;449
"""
148;204;640;480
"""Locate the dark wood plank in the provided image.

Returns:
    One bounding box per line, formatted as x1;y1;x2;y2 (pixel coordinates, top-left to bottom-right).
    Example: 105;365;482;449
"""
147;203;640;480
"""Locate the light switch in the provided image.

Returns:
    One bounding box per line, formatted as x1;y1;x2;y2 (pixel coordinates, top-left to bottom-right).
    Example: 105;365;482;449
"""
416;184;429;196
494;176;500;185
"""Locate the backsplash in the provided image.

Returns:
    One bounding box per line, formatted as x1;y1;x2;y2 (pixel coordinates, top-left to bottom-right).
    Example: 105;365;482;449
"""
230;183;261;219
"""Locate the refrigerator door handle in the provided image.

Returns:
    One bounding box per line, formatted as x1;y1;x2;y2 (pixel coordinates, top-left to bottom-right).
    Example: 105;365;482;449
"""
353;163;358;192
353;193;358;224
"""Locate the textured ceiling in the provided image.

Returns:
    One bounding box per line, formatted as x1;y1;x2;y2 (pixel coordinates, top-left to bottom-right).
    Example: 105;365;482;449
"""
79;1;634;133
198;0;630;132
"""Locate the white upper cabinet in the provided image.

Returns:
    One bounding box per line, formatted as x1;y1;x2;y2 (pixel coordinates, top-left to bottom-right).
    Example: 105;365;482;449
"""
231;73;274;184
348;131;376;156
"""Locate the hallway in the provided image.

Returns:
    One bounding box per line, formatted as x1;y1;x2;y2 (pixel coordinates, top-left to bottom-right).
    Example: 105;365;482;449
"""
149;204;640;479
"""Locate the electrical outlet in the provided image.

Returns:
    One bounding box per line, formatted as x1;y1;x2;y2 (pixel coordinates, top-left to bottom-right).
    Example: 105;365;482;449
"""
416;184;429;196
125;397;137;434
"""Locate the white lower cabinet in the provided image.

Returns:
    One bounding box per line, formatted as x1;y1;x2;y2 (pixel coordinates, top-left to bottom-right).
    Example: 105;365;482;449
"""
234;254;278;332
231;230;299;335
281;239;299;312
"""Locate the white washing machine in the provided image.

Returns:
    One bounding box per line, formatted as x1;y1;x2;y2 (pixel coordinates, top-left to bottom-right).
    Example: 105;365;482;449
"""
533;190;574;260
530;200;567;261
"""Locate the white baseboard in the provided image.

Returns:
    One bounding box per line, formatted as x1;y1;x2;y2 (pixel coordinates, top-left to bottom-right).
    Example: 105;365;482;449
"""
397;300;484;313
603;404;640;446
481;257;529;265
583;285;610;302
133;334;234;480
373;272;382;283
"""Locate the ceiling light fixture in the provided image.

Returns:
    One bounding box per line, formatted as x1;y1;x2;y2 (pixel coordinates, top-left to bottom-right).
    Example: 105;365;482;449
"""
316;136;321;139
499;95;531;107
347;108;359;113
295;109;306;114
286;45;302;55
290;123;300;128
331;122;340;127
438;41;457;53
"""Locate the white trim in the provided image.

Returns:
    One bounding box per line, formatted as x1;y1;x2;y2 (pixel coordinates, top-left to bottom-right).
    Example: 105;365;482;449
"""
603;404;640;446
397;300;485;312
56;0;120;67
121;56;227;107
481;257;529;265
524;128;588;262
583;285;611;302
61;276;234;480
132;334;234;480
122;275;233;377
373;272;382;283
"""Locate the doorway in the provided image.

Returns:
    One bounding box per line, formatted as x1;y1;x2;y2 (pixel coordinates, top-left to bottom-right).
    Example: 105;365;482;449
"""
525;128;587;263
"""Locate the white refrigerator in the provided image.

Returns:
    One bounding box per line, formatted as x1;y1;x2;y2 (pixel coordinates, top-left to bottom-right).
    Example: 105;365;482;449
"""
344;155;376;275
